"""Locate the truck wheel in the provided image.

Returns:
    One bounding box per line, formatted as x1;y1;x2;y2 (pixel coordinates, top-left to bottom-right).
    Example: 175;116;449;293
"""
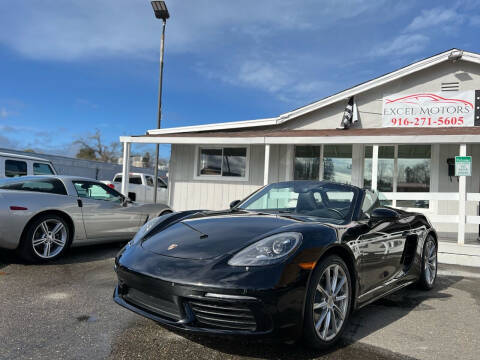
19;214;71;262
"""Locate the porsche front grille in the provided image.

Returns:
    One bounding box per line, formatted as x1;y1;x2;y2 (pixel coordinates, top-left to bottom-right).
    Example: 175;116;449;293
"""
124;288;182;321
189;299;257;331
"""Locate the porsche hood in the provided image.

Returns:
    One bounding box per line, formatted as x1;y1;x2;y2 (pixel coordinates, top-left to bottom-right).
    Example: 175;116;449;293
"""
140;211;311;260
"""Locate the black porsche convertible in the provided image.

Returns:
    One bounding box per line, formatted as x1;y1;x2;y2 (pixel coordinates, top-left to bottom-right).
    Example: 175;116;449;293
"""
113;181;437;349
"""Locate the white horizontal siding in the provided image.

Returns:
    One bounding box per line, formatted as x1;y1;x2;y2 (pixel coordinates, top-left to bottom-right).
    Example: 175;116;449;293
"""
170;144;281;211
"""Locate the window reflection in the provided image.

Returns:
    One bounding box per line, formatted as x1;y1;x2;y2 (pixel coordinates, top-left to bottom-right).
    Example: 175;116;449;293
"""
397;145;430;208
363;145;431;208
198;147;247;177
323;145;352;184
364;146;394;192
294;146;320;180
222;148;246;177
199;148;222;175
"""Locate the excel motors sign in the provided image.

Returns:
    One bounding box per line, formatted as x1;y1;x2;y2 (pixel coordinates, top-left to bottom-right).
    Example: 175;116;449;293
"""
382;91;476;127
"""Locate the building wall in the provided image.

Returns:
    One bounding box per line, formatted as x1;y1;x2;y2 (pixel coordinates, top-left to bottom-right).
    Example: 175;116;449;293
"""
279;60;480;130
169;144;291;211
435;144;480;239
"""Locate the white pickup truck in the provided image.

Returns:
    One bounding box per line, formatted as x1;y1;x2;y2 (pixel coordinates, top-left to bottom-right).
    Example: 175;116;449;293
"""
102;172;168;204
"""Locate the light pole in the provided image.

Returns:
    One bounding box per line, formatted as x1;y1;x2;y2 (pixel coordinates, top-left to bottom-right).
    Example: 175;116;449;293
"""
151;1;169;203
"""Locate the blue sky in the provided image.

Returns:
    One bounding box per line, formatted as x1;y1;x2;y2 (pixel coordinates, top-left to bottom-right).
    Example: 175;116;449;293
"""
0;0;479;159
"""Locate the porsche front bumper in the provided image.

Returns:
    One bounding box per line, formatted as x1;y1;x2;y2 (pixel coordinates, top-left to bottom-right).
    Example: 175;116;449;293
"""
113;263;308;339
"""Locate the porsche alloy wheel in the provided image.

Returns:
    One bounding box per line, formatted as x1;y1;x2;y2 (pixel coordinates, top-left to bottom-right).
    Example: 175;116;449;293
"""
304;255;352;349
313;264;349;341
418;235;437;290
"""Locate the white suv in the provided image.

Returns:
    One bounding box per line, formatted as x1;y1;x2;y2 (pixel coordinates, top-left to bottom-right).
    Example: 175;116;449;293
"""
0;152;57;178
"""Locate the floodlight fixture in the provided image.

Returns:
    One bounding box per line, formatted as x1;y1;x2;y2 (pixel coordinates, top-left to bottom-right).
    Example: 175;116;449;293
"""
151;1;170;20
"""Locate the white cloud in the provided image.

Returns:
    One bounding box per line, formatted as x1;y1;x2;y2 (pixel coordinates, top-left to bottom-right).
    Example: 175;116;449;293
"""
236;61;291;93
372;34;429;57
0;107;9;118
0;0;387;61
0;134;16;149
0;124;80;155
203;58;329;104
405;7;463;32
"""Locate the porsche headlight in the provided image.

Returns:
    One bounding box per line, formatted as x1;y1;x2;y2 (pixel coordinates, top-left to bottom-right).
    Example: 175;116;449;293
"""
228;232;302;266
128;216;164;247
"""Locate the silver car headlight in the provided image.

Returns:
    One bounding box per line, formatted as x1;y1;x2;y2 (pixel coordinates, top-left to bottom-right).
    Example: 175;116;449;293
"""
128;216;165;247
228;232;302;266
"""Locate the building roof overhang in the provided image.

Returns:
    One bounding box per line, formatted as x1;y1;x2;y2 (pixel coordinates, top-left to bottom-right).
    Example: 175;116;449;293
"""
121;127;480;145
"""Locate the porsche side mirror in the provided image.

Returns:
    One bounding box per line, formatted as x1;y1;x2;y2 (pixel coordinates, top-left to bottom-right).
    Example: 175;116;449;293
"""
230;200;241;209
370;207;399;222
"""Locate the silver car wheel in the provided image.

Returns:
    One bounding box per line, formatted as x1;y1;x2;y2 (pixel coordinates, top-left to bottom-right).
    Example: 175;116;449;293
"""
32;220;67;259
313;264;349;341
424;239;437;285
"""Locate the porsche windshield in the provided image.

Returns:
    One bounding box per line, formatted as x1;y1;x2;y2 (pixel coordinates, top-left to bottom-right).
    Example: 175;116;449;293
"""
238;181;358;221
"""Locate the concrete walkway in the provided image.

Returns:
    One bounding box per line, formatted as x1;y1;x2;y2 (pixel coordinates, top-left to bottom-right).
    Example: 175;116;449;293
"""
438;239;480;267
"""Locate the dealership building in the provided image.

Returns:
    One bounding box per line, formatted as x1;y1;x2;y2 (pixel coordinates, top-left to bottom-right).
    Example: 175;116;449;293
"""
120;49;480;266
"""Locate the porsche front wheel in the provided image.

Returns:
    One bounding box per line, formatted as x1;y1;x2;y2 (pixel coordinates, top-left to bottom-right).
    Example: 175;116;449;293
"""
303;255;352;350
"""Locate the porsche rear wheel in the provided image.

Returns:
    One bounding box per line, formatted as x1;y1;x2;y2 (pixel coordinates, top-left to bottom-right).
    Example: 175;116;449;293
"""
418;235;437;290
304;255;352;350
19;214;71;262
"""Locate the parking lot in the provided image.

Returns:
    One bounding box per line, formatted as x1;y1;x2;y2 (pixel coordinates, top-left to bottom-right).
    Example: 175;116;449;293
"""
1;243;479;360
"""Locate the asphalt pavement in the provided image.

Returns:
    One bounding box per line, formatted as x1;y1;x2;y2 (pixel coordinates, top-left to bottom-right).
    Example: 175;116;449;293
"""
0;243;479;360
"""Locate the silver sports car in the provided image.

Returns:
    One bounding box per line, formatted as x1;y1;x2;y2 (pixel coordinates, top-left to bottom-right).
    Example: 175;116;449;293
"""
0;176;172;261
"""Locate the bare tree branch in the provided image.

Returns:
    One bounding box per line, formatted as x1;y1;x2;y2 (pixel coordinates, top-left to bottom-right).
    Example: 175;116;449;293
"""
74;129;120;163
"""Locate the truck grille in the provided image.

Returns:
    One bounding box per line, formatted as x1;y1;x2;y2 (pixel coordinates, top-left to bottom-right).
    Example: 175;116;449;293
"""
189;299;257;331
124;288;182;321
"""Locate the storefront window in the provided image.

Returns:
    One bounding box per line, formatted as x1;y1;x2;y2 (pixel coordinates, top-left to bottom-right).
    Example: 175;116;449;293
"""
364;146;394;192
197;147;247;178
363;145;431;208
323;145;352;184
397;145;430;208
294;146;320;180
